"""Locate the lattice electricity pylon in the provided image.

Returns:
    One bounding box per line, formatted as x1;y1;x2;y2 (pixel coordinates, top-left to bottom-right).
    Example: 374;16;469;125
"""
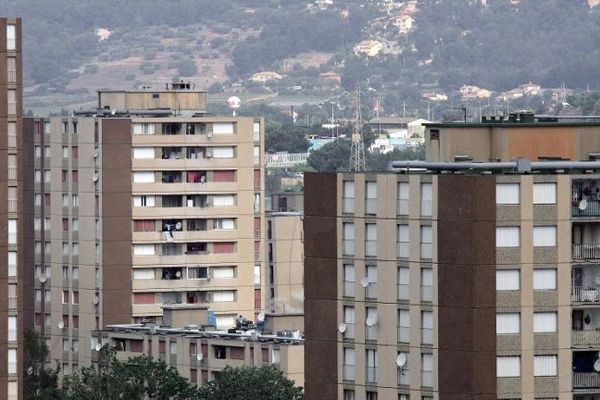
349;86;366;172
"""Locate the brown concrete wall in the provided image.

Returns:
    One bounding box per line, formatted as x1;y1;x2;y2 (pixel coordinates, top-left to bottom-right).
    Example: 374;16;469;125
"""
501;127;575;161
101;118;133;324
437;175;496;400
304;172;338;400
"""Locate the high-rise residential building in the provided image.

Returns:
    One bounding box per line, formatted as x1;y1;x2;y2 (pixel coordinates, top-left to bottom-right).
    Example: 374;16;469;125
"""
304;115;600;400
25;86;266;377
1;17;33;400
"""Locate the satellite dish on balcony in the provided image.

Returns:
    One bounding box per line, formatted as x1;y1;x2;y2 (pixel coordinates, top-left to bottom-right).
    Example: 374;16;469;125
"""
196;353;204;362
360;277;370;288
338;323;347;333
257;312;266;322
58;321;65;330
366;314;378;327
580;199;589;210
39;276;47;284
594;359;600;372
396;353;407;368
175;222;183;231
95;343;102;352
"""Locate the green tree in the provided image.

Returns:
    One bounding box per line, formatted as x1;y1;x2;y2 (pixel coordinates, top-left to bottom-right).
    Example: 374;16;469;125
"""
197;365;303;400
366;144;426;171
265;125;309;154
23;331;63;400
307;140;351;172
62;346;199;400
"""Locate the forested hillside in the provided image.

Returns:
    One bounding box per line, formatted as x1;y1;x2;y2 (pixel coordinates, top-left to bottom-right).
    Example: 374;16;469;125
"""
2;0;599;108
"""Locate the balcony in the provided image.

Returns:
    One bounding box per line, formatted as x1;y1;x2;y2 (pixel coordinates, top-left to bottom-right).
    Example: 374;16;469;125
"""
573;244;600;261
573;183;600;217
574;372;600;390
573;330;600;347
573;286;600;303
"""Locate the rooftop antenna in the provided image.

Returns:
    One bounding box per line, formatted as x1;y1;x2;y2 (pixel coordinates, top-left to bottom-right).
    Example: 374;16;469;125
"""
349;86;366;172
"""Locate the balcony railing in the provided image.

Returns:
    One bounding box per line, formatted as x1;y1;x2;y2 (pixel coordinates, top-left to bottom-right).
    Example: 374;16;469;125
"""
572;286;600;302
573;243;600;260
573;330;600;347
573;201;600;217
573;372;600;389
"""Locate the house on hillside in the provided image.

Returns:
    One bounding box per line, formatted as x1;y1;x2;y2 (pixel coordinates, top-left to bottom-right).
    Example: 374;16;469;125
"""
353;40;384;57
496;82;541;102
459;85;492;100
392;15;414;34
251;71;283;83
319;72;342;87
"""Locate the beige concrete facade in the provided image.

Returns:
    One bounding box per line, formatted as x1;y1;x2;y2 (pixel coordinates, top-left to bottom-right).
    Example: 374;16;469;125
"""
266;212;304;314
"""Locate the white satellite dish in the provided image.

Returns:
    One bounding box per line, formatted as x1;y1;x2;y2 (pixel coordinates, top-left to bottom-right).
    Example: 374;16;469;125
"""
360;277;370;288
58;321;65;330
39;276;47;284
257;312;266;322
92;149;99;158
396;353;407;368
338;323;347;333
175;271;181;278
94;343;102;352
594;359;600;372
196;353;204;362
366;314;378;327
580;199;589;210
175;222;183;231
227;96;241;116
93;296;100;305
93;173;99;182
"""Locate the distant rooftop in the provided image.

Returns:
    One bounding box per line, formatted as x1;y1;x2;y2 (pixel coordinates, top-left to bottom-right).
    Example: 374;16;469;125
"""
426;112;600;128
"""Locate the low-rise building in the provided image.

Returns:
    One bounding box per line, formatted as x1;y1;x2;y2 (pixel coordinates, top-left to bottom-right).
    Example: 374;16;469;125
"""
251;71;283;83
353;40;384;57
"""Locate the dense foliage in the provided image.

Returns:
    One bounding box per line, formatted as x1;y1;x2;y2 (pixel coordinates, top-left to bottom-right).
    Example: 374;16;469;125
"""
24;331;62;400
265;124;310;154
4;0;599;92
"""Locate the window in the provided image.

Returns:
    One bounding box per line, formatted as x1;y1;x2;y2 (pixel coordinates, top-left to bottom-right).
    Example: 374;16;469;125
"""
72;291;79;304
254;265;260;285
421;183;432;217
497;356;520;377
343;264;355;297
133;195;155;207
213;242;234;254
254;146;260;164
212;266;235;279
212;122;234;135
343;223;355;256
342;181;355;213
133;220;155;232
496;227;520;247
397;225;409;258
72;218;79;232
72;195;79;207
366;349;377;383
62;146;69;158
366;265;377;298
8;316;17;342
533;269;556;290
343;306;355;339
496;313;520;334
397;182;409;215
533;312;557;333
8;349;17;374
7;89;16;115
496;183;520;205
213;218;235;230
212;194;235;207
421;311;433;345
533;183;556;204
398;267;410;300
8;252;17;277
73;243;79;256
366;392;377;400
7;122;16;148
343;347;355;380
366;307;378;340
420;226;432;259
534;355;557;376
133;123;155;135
365;224;377;257
253;122;260;141
421;353;433;387
212;291;235;302
421;268;433;301
133;172;155;183
7;57;16;83
133;244;155;256
170;342;177;355
398;309;410;342
8;382;17;400
133;269;155;280
8;219;17;244
533;226;556;247
188;267;208;280
496;270;520;291
6;24;16;50
133;147;155;159
343;390;355;400
212;147;235;158
366;181;377;214
133;293;155;304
